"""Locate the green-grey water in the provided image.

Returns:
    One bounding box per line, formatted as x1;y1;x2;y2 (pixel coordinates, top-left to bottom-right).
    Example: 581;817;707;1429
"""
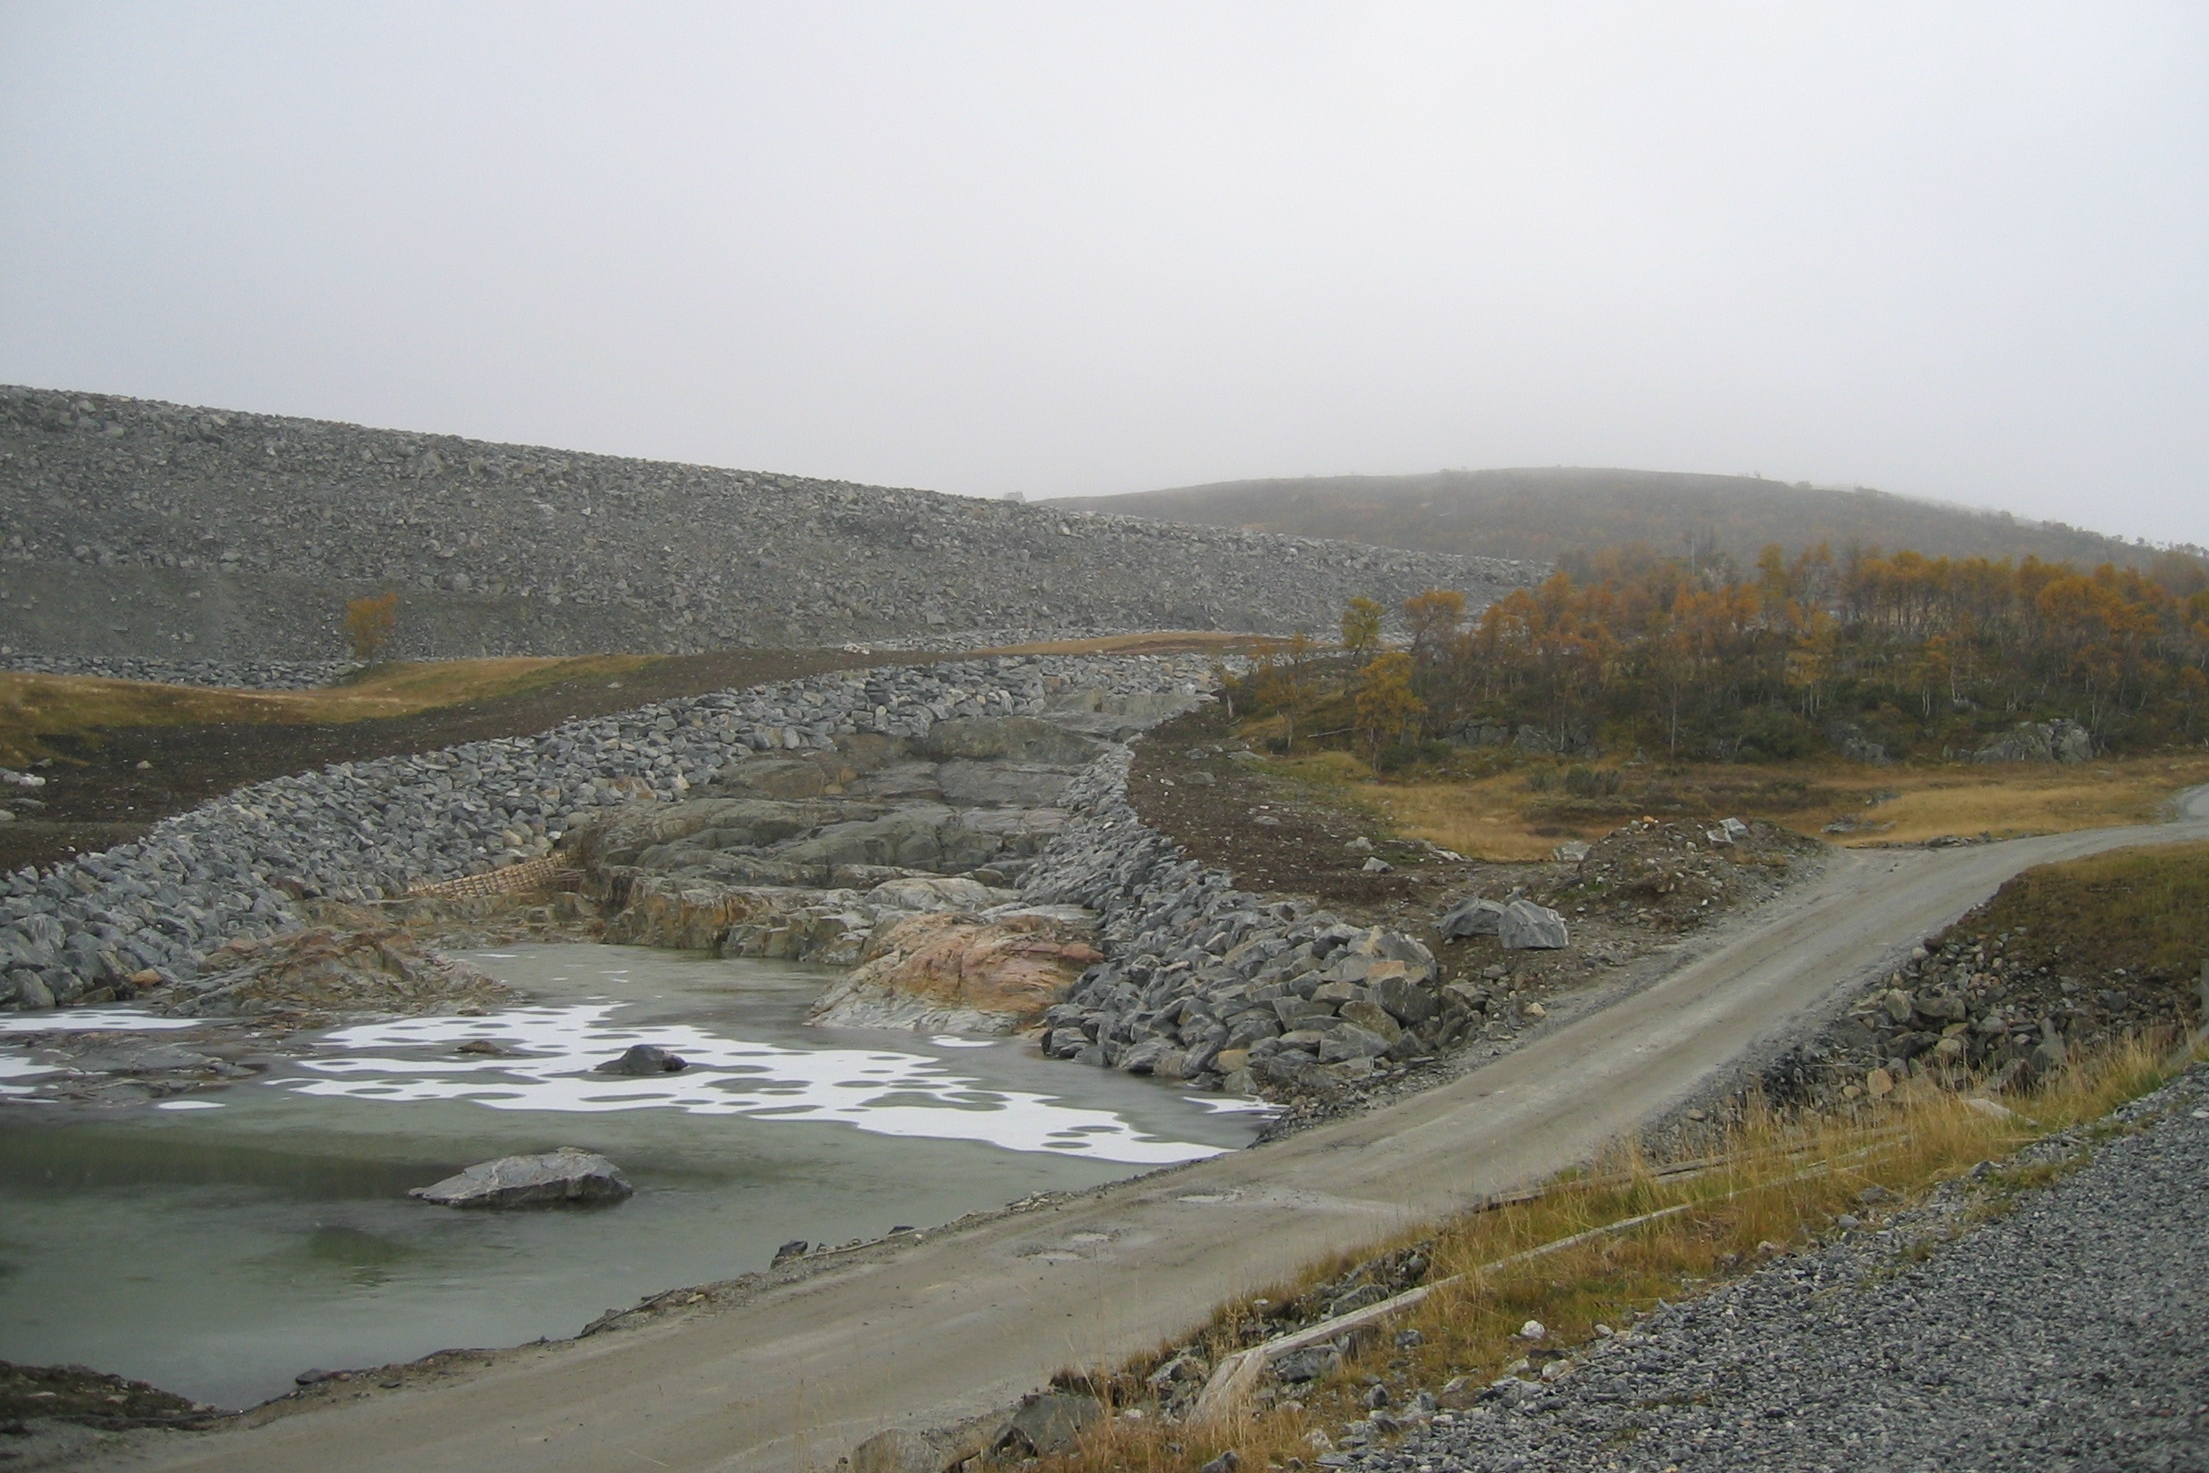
0;944;1264;1408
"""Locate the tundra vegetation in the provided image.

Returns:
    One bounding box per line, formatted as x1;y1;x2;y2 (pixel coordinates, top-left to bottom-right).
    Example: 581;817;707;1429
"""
342;590;398;665
1218;544;2209;856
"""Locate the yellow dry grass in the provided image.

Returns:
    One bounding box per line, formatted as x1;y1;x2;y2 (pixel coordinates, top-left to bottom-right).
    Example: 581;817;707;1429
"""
1044;1033;2203;1473
1248;751;2209;862
1372;772;1587;861
1800;754;2209;845
0;655;657;763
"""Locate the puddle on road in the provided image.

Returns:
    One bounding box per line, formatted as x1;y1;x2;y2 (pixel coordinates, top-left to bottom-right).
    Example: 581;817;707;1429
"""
0;944;1264;1409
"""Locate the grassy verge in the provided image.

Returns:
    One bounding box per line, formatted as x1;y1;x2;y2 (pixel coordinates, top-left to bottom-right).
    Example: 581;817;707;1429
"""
1971;839;2209;981
0;655;658;764
1042;1033;2202;1473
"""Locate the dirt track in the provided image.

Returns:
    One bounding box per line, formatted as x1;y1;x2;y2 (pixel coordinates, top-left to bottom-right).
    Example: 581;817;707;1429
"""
99;787;2209;1473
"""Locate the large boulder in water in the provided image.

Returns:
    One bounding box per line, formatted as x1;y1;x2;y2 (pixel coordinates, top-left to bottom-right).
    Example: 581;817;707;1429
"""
595;1044;687;1075
409;1148;633;1208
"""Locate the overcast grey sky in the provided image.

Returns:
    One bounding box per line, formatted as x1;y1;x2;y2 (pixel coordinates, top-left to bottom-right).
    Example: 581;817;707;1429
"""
2;3;2203;543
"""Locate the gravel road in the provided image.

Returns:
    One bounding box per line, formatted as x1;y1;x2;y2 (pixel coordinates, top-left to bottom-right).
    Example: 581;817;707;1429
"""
1351;1065;2209;1473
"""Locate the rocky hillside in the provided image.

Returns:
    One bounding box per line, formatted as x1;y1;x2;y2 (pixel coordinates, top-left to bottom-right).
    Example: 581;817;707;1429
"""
1047;467;2187;571
0;386;1534;661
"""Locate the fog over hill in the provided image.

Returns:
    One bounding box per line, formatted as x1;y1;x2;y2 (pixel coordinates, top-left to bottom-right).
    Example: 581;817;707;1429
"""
1047;468;2189;572
0;387;1534;662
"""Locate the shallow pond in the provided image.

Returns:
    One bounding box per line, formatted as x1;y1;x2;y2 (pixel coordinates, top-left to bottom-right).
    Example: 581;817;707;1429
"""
0;944;1263;1409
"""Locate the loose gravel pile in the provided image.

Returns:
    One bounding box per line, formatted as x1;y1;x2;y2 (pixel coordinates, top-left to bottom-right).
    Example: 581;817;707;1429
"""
1541;816;1823;933
0;654;1207;1011
1340;1065;2209;1473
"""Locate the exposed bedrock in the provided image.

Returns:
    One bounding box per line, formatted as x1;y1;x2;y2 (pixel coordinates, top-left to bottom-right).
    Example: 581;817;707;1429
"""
805;911;1104;1034
0;385;1537;660
0;653;1208;1012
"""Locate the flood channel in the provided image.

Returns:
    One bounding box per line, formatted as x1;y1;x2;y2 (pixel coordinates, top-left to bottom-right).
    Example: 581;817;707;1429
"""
0;944;1265;1409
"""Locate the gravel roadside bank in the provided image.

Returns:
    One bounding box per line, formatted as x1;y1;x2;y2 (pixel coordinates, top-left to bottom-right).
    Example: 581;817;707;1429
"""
1346;1063;2209;1473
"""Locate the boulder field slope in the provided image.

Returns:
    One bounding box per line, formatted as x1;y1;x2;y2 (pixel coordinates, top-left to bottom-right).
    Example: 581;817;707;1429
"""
0;385;1535;662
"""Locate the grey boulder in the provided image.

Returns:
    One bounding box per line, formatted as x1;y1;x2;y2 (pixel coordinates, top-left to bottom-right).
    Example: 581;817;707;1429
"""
1499;899;1570;950
6;968;55;1010
997;1392;1103;1457
1372;973;1438;1026
848;1429;942;1473
1439;896;1507;938
1320;1022;1394;1062
409;1148;634;1208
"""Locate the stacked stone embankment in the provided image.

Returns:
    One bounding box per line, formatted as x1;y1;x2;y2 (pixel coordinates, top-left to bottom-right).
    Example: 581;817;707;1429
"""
0;385;1537;661
1018;753;1473;1096
0;654;1207;1011
0;654;358;690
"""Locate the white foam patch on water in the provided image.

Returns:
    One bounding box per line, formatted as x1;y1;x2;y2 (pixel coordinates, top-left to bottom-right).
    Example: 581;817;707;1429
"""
0;1010;207;1034
285;1005;1227;1165
1184;1095;1279;1116
930;1036;997;1049
154;1099;225;1111
0;1052;61;1096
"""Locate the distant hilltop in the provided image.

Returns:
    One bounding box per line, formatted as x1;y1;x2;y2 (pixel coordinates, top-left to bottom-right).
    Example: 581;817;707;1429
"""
0;386;1536;662
1047;467;2192;573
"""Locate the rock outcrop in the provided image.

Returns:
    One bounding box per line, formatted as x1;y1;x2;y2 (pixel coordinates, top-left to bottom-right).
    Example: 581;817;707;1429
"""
0;384;1537;661
155;926;519;1020
805;910;1103;1033
1971;719;2093;764
1761;912;2202;1109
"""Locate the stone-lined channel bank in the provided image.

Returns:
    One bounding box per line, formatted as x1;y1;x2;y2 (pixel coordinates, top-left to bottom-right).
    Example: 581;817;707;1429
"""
0;652;1304;1413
